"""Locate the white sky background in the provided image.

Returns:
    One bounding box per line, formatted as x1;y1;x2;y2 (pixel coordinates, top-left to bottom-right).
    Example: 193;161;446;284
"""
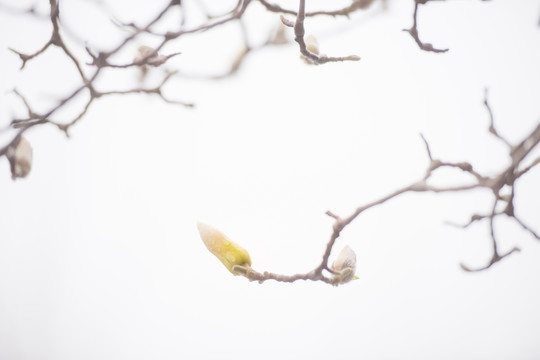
1;0;540;359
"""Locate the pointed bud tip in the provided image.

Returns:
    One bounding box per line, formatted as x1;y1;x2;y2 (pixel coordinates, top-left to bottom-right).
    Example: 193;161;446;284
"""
196;221;208;232
196;222;252;275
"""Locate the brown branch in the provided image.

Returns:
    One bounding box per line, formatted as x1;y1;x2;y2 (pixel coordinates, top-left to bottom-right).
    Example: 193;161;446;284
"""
175;18;279;81
3;0;197;166
461;199;521;272
103;51;182;69
512;215;540;241
98;0;180;60
4;0;502;175
404;0;491;53
517;156;540;178
9;41;53;70
233;265;337;285
8;0;63;71
54;99;95;137
96;71;194;107
8;0;492;179
484;89;511;147
150;0;251;41
5;1;538;283
4;0;251;172
0;2;47;17
403;0;449;53
445;212;500;229
259;0;377;18
460;248;520;272
221;91;540;285
293;0;361;65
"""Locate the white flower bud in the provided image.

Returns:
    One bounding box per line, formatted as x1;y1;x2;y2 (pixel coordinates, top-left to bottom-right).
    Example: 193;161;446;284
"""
134;46;168;67
304;35;319;55
8;136;33;180
332;245;357;284
267;22;289;45
300;35;321;64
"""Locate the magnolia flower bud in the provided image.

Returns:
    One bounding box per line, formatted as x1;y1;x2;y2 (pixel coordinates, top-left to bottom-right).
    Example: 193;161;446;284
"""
7;136;33;180
197;222;252;275
300;35;321;64
134;46;168;67
332;245;357;284
267;22;289;45
304;35;320;55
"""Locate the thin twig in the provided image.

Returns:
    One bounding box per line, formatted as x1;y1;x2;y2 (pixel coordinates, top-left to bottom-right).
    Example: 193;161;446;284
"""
484;89;512;147
228;93;540;283
293;0;360;65
403;0;449;53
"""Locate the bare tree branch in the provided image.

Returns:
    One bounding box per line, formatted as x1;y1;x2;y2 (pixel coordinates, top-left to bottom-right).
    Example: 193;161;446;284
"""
403;0;491;53
2;0;539;284
259;0;378;18
484;89;512;147
213;92;540;284
4;0;468;169
403;0;449;53
293;0;361;65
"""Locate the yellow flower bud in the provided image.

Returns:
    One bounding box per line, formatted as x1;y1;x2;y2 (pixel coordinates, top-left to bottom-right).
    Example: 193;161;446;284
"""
197;222;252;275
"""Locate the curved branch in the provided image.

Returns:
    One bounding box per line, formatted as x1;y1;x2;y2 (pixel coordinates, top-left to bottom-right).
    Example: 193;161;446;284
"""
226;92;540;284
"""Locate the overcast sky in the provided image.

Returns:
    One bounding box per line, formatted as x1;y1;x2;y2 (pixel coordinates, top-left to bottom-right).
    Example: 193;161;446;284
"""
1;0;540;359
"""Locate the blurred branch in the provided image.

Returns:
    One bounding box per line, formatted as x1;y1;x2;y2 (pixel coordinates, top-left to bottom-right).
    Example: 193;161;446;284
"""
404;0;490;53
0;1;47;18
2;0;498;177
292;0;361;65
97;71;194;107
3;0;192;161
259;0;378;18
2;0;538;281
1;0;376;169
403;0;449;53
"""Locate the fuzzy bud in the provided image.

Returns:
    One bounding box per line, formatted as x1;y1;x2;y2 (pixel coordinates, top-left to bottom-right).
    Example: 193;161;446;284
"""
304;35;320;55
134;46;169;67
267;22;289;45
332;245;357;284
7;136;33;180
197;222;252;275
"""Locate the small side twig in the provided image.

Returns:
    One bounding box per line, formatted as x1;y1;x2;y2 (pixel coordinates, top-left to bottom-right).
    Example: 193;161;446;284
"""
293;0;361;65
403;0;449;53
484;89;512;147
